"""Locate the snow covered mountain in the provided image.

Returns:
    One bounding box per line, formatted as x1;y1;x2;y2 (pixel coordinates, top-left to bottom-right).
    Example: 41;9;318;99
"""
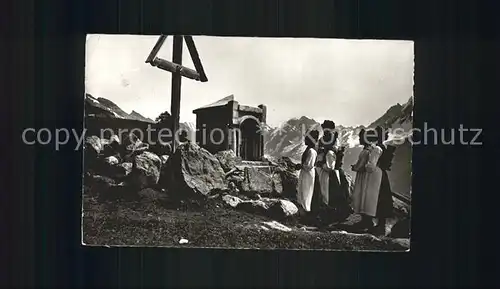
85;93;154;123
85;93;194;137
129;110;155;123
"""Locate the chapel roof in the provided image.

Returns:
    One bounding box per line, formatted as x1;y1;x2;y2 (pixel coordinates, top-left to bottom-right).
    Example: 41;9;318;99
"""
193;94;234;113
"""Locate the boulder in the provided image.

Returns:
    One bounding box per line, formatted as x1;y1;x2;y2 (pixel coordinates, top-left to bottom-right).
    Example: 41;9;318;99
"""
392;238;410;250
261;221;292;232
222;194;242;208
130;151;162;189
226;168;245;184
93;156;130;179
109;134;121;145
273;157;300;200
94;155;120;177
84;136;103;170
269;199;299;218
240;167;283;196
84;135;103;155
118;162;133;178
237;199;271;215
235;196;299;219
101;134;122;158
104;156;119;166
121;132;149;162
121;132;140;148
215;150;242;172
276;169;299;200
165;142;227;197
393;196;410;217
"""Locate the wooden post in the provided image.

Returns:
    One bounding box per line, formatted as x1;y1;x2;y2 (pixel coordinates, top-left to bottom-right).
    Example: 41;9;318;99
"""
145;35;208;152
171;36;183;152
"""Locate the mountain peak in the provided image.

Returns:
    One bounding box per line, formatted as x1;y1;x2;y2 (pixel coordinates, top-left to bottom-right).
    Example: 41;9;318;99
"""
368;103;404;128
129;110;154;123
95;97;129;118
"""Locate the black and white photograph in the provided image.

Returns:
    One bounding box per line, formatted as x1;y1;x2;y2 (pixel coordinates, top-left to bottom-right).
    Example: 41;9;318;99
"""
82;34;413;251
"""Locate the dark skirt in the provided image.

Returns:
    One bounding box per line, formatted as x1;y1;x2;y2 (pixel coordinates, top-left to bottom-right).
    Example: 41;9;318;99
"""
309;168;353;225
310;169;323;212
328;169;353;220
376;170;394;218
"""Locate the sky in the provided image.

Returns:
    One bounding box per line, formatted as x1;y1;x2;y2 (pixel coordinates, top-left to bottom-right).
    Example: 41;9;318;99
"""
85;35;414;127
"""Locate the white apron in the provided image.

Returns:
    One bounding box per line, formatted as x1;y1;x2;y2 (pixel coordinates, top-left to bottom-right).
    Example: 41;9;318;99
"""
351;145;383;217
297;147;317;212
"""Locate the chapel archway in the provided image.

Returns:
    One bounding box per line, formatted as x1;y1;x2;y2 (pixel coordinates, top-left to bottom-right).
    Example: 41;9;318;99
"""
239;117;262;161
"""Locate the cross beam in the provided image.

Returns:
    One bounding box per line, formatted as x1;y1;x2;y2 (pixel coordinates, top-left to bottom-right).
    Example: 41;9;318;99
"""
145;35;208;152
151;57;201;81
145;35;208;83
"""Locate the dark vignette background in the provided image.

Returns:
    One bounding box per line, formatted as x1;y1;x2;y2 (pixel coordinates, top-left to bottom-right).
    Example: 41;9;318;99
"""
5;0;493;288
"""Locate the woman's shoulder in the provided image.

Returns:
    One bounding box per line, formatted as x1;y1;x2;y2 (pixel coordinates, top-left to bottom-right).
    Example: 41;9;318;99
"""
373;145;383;154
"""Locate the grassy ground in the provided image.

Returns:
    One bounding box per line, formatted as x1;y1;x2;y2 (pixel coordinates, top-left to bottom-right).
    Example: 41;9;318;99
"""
82;188;408;251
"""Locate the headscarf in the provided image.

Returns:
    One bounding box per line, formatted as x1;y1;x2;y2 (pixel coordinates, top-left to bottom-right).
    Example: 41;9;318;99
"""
302;129;319;164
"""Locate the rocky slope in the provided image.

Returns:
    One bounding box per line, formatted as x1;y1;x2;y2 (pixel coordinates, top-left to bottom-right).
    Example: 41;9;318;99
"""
129;110;154;123
85;93;154;122
83;134;410;249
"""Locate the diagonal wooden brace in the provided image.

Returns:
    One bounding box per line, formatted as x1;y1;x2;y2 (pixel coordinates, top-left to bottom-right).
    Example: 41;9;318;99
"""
183;36;208;82
145;35;167;64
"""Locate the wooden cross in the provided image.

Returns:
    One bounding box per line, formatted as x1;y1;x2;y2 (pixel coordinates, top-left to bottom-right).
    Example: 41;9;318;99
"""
145;35;208;152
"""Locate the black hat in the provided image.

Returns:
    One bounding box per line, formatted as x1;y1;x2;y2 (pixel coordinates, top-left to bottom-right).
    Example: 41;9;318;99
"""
321;120;336;130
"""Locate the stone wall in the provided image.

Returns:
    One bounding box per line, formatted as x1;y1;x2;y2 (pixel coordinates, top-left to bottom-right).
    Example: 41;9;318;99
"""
194;107;231;154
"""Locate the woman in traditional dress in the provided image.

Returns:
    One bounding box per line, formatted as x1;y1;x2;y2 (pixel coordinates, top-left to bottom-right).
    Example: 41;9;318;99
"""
351;128;384;231
334;145;353;219
373;126;396;235
313;120;336;214
316;124;354;225
312;122;335;225
297;129;319;213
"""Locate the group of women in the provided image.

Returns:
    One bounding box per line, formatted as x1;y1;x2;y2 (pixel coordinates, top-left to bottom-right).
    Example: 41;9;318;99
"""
297;121;395;235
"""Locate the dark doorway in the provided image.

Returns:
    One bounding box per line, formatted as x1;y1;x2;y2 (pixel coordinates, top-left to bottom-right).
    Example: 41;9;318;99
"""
240;118;261;161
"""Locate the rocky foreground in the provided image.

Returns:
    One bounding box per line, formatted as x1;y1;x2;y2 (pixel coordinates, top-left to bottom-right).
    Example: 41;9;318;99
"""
82;133;410;251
